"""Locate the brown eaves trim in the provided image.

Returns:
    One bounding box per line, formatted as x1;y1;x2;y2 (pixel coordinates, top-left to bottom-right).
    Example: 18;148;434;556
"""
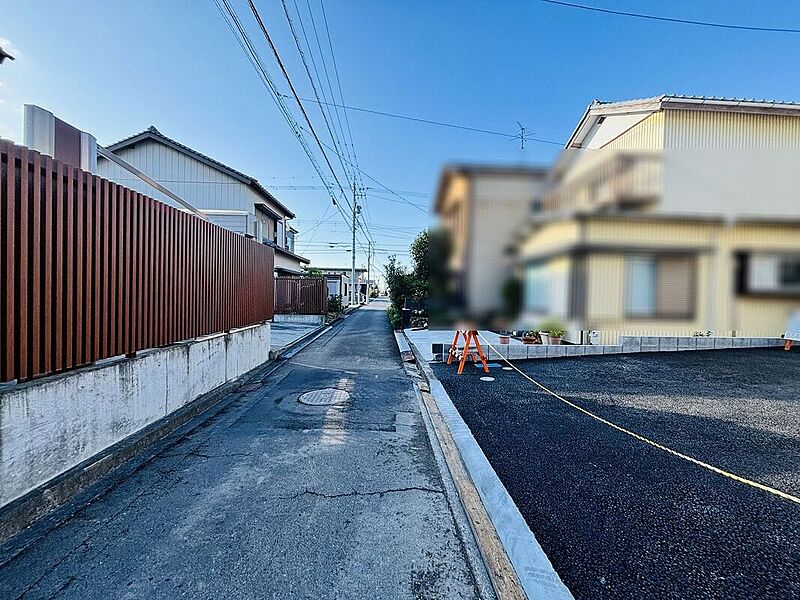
527;211;726;227
518;243;714;264
734;216;800;227
273;244;310;264
105;127;295;219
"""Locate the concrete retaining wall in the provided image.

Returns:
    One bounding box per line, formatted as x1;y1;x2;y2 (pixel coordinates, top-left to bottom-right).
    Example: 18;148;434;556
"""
482;336;785;361
0;322;270;509
273;314;325;326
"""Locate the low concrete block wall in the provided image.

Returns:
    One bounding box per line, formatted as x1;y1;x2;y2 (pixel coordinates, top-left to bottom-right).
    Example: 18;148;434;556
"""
0;322;270;509
479;336;784;361
273;314;325;326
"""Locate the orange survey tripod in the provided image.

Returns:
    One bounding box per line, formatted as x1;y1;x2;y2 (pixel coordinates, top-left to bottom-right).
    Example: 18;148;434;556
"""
447;330;489;375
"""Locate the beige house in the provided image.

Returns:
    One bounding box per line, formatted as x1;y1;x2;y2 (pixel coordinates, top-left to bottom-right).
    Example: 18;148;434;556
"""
514;95;800;342
434;164;549;317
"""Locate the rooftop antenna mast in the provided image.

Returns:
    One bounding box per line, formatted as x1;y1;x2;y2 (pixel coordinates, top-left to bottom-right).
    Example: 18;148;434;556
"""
517;121;526;150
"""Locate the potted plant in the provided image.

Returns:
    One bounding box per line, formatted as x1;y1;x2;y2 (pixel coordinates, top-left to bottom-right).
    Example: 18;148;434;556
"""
521;331;541;345
499;331;511;344
540;320;566;345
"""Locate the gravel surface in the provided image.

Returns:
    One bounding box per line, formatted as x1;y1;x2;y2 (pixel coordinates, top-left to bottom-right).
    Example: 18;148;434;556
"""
434;348;800;599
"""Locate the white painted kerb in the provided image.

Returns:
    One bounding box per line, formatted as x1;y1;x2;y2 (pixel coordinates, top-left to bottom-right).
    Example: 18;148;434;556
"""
414;357;573;599
0;322;270;508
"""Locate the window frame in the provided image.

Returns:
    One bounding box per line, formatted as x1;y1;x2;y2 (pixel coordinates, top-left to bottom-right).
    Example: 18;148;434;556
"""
624;253;697;320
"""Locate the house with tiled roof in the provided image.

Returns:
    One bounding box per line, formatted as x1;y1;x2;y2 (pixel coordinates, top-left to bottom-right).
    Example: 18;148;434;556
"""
96;126;309;275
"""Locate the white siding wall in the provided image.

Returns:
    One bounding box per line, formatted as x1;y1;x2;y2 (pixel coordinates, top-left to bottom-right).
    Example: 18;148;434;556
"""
582;112;653;149
204;212;251;236
96;139;264;231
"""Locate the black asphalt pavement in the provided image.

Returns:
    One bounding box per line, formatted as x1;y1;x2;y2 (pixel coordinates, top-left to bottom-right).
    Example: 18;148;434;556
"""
433;348;800;599
0;300;488;599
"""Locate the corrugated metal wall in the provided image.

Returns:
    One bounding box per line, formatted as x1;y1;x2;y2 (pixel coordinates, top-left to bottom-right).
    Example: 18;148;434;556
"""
664;109;800;149
605;112;665;150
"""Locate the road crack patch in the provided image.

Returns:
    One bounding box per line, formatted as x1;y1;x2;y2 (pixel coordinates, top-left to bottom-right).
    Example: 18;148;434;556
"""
280;486;444;500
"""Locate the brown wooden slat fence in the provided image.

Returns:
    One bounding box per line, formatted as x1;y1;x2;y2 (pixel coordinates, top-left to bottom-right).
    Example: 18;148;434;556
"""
275;276;328;315
0;139;275;383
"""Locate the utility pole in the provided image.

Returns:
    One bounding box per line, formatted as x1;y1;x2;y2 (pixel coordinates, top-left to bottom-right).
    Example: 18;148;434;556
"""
351;183;358;306
366;241;371;303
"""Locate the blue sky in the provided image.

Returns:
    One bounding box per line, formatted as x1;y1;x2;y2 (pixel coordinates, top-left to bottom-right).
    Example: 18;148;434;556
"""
3;0;800;277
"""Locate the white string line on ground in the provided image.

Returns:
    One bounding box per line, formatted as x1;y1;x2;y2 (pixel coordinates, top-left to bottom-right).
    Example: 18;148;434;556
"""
475;332;800;506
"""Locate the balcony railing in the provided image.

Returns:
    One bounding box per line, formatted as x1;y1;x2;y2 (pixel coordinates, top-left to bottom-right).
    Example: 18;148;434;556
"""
544;151;662;213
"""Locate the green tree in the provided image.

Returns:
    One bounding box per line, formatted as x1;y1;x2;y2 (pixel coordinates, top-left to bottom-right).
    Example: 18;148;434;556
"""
303;266;323;278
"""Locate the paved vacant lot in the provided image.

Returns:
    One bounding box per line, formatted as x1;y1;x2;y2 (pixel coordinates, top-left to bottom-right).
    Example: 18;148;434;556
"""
434;348;800;599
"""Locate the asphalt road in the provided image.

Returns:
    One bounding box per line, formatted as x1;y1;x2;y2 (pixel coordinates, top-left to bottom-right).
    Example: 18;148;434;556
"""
0;301;487;599
433;348;800;599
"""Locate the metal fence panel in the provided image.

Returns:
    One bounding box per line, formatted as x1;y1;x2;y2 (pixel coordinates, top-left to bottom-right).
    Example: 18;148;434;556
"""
274;276;328;315
0;139;275;383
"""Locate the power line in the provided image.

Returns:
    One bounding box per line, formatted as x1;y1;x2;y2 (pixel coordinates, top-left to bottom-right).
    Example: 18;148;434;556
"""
246;0;351;210
301;0;360;185
280;0;355;189
318;0;364;186
367;192;430;212
314;0;372;246
236;0;369;255
264;184;427;197
278;0;374;253
300;125;432;215
213;0;344;219
538;0;800;33
281;92;565;146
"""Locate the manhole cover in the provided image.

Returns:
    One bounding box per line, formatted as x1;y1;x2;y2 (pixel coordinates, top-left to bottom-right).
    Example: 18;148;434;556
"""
298;388;351;406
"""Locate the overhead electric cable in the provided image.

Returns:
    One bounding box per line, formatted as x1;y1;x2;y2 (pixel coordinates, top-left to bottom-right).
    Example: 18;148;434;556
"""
538;0;800;33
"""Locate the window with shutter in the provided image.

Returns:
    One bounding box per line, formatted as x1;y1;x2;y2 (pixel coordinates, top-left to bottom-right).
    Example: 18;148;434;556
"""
656;256;695;318
625;254;695;319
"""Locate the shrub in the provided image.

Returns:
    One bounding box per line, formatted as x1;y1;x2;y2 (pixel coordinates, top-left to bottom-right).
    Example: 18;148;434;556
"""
387;305;402;329
327;294;343;314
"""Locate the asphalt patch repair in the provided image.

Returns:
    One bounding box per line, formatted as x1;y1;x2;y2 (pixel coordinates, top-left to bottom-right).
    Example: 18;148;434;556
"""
432;347;800;599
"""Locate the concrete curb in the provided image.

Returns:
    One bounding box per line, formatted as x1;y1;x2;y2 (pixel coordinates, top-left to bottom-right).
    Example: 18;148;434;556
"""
406;334;573;600
406;369;499;600
269;323;330;360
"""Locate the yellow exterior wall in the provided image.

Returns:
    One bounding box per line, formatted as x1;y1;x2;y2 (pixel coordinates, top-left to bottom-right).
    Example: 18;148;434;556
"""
664;109;800;149
438;173;470;271
601;109;800;150
516;220;581;259
580;218;799;337
517;217;799;340
604;112;665;150
717;222;800;334
584;252;711;342
583;218;719;247
736;298;798;336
